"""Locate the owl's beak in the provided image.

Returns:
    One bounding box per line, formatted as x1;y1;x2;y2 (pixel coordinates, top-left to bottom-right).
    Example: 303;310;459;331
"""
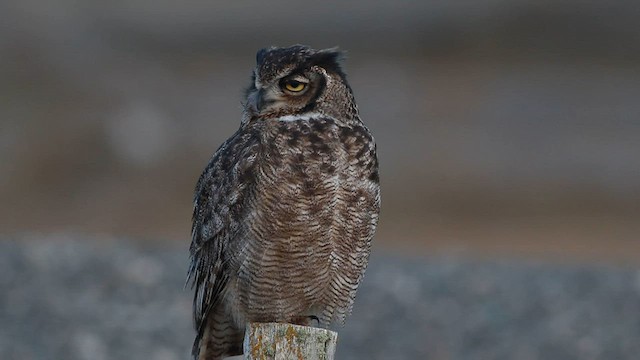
248;89;266;113
255;90;266;112
249;88;279;114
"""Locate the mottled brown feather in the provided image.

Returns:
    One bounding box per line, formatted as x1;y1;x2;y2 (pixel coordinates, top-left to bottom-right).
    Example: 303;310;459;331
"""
187;45;380;360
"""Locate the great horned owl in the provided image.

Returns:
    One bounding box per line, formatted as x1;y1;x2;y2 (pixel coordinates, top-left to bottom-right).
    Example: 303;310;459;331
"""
187;45;380;360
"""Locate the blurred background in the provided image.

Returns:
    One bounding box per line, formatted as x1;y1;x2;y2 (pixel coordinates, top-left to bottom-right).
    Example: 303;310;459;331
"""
2;1;640;359
2;0;640;261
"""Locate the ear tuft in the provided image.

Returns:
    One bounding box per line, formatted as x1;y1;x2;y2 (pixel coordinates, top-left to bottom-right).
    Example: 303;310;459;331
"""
256;48;269;65
311;47;346;74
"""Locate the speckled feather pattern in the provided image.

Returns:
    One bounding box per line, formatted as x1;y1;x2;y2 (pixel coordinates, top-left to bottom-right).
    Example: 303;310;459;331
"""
188;45;380;360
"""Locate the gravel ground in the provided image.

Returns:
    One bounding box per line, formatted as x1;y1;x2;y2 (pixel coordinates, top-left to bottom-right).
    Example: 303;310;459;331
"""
1;236;640;360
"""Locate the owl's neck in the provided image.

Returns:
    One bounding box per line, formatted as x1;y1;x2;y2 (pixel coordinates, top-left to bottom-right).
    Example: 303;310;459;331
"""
243;107;360;128
313;85;360;124
275;112;331;122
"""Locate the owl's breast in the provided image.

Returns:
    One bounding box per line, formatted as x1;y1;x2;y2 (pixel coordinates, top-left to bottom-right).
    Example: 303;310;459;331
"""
233;117;379;323
251;118;357;237
258;117;378;208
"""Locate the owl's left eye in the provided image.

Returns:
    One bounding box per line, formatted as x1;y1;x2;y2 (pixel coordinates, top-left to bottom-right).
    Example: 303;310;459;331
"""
281;79;307;93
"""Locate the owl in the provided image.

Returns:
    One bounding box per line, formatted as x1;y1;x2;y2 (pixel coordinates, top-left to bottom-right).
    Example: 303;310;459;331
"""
187;45;380;360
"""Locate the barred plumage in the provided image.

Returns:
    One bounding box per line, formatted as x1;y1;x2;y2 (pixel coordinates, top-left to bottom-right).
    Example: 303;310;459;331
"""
187;45;380;360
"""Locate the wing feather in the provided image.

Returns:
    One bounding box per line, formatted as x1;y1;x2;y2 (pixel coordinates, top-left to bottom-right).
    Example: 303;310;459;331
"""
187;128;261;333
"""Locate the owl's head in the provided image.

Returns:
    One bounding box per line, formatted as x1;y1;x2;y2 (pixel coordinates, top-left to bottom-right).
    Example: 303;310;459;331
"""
244;45;358;123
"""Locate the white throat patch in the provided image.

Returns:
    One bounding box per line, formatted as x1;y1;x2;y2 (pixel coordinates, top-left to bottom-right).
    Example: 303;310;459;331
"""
276;112;326;122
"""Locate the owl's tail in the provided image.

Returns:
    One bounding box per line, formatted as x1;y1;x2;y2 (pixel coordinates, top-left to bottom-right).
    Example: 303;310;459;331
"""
193;305;244;360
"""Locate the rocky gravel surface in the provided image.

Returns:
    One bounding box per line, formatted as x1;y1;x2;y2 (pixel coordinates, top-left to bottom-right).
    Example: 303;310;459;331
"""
2;236;640;360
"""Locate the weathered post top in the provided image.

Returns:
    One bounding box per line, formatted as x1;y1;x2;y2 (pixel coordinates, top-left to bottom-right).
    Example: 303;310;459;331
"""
243;322;338;360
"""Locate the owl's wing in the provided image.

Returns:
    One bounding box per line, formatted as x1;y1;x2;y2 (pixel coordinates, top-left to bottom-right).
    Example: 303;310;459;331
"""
187;129;260;333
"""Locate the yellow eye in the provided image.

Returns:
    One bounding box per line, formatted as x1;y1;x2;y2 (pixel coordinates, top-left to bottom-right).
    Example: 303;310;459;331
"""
284;80;306;92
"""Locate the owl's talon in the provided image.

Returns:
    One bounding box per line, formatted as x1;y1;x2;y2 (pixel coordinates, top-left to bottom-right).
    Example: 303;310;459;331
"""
309;315;320;326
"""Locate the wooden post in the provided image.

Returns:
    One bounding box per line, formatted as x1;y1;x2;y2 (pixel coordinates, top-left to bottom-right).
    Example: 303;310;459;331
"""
243;322;338;360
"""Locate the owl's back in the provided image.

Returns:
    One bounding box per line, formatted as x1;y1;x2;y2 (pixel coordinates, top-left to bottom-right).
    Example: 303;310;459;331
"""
188;45;379;360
